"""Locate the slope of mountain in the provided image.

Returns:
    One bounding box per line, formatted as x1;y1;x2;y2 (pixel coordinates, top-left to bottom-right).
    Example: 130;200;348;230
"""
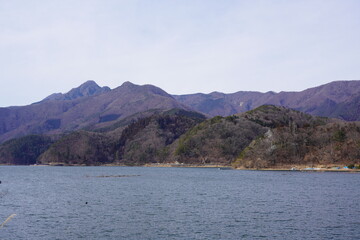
173;80;360;120
173;91;276;116
233;106;360;169
165;105;334;166
0;81;190;143
168;114;268;165
35;105;360;168
37;131;116;166
2;105;360;168
0;135;54;165
37;109;206;165
312;93;360;121
1;79;360;146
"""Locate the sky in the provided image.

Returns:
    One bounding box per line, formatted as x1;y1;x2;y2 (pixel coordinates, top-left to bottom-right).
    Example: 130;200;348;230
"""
1;0;360;107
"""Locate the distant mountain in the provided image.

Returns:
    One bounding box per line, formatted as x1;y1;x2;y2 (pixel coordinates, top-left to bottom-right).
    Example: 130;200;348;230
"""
324;94;360;121
173;91;276;116
1;79;360;144
0;81;189;143
173;80;360;121
42;80;111;101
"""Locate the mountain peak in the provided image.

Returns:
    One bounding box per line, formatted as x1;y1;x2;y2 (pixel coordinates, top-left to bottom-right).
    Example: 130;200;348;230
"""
43;80;110;101
121;81;135;87
71;80;110;98
79;80;99;88
116;81;170;97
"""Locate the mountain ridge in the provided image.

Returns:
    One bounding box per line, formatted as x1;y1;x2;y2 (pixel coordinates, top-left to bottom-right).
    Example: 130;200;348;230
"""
0;81;189;143
173;80;360;120
42;80;111;101
2;105;359;169
1;79;360;144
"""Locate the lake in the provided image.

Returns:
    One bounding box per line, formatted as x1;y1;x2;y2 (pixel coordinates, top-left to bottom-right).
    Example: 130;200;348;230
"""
0;166;359;239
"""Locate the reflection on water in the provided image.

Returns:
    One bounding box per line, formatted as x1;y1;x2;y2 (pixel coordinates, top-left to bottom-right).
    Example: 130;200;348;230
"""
1;166;360;239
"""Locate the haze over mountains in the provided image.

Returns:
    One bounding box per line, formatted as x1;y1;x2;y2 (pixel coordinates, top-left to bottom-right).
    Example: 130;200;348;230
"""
0;79;360;144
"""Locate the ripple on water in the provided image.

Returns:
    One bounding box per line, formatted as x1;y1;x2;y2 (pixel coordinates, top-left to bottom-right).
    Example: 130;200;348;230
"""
0;166;360;239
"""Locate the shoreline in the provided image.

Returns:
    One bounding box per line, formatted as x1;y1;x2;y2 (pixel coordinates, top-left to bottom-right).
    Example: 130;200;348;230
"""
235;165;360;172
143;163;232;168
2;163;360;172
245;168;360;172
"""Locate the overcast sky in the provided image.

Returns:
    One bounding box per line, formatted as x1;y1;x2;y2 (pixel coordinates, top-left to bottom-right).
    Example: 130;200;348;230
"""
1;0;360;107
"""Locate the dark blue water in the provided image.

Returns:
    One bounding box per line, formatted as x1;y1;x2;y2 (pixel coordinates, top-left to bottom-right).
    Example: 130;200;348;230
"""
0;166;359;239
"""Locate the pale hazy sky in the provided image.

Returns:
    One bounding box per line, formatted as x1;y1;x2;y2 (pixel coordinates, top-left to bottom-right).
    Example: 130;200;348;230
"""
1;0;360;107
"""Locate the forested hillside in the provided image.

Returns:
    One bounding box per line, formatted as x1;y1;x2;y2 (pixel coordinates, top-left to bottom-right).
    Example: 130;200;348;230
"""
1;105;360;169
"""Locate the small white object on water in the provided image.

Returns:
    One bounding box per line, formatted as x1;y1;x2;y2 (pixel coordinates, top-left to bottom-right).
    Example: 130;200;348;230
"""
0;214;16;229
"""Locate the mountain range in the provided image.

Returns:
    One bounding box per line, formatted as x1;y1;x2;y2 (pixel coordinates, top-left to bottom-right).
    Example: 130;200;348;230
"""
1;79;360;143
1;104;359;169
1;79;360;168
173;80;360;120
0;80;188;143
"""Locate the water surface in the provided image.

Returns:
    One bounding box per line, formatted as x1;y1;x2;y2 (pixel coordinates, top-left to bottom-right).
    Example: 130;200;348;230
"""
0;166;359;239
